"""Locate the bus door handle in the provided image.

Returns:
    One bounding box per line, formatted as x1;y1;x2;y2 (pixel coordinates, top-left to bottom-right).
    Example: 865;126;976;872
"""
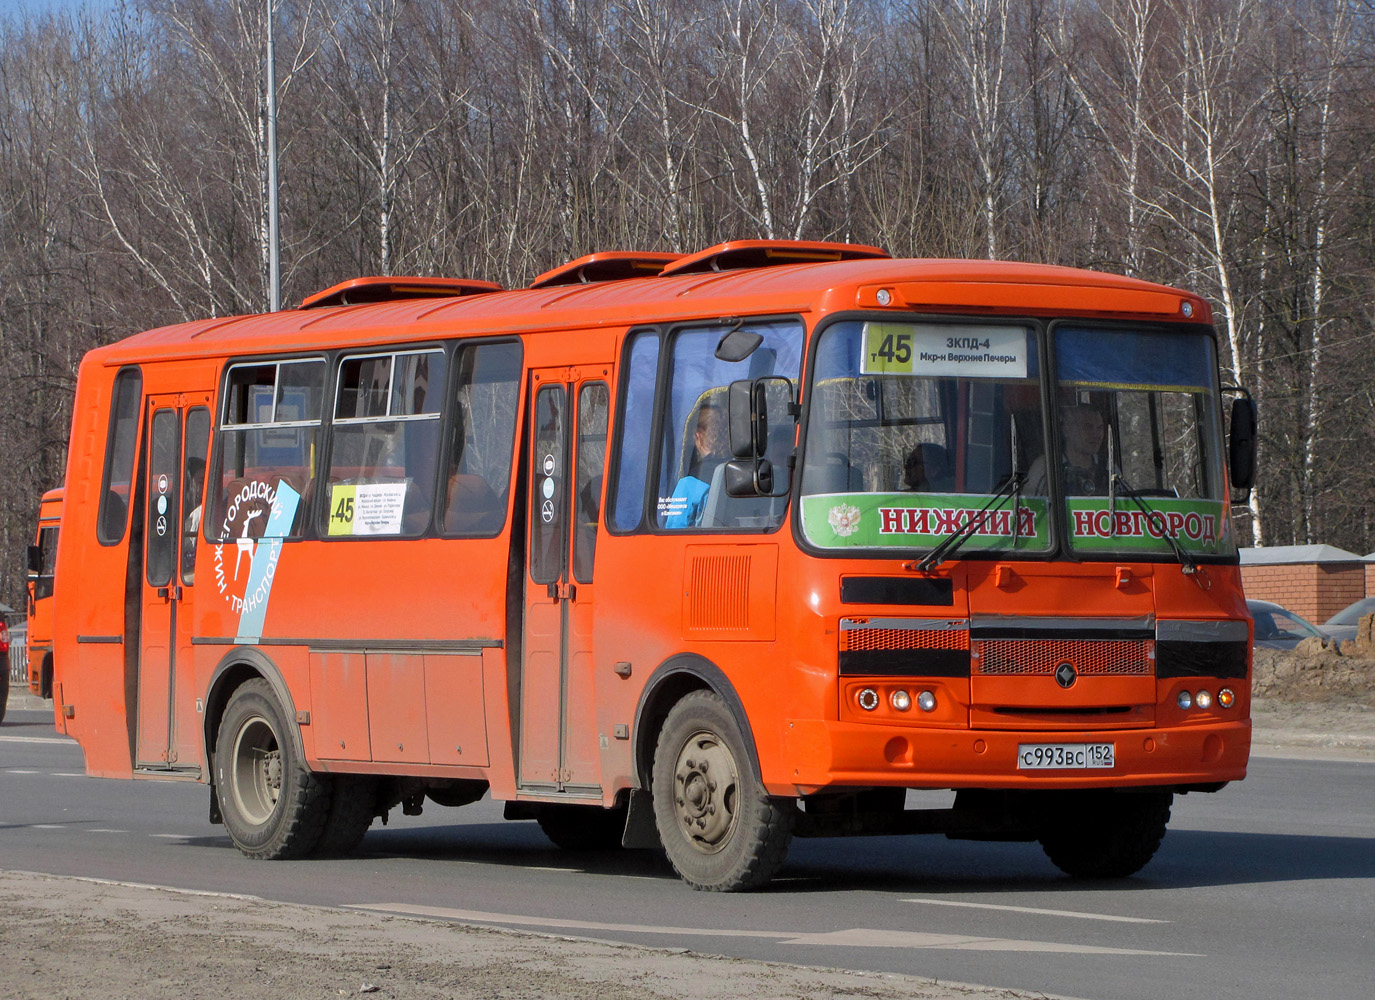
545;582;576;601
156;585;182;602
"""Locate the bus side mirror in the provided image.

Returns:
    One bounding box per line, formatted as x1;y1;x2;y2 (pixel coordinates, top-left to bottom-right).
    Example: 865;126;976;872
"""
727;377;795;497
1228;394;1257;490
27;544;42;576
727;380;765;460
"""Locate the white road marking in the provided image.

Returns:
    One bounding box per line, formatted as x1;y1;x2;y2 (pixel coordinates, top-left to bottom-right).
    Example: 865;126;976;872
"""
346;904;1198;956
6;769;39;774
6;871;262;902
150;833;191;839
0;736;74;745
526;866;581;873
86;829;128;834
904;898;1167;924
52;772;88;778
32;824;65;829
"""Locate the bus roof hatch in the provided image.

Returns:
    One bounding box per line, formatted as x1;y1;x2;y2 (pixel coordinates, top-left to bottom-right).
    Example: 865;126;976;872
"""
529;252;684;289
299;276;503;310
658;239;889;278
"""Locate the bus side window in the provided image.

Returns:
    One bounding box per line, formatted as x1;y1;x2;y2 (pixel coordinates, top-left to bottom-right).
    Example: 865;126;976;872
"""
609;331;660;532
34;526;58;600
326;349;446;537
443;341;521;536
211;359;325;541
97;367;142;545
653;320;803;531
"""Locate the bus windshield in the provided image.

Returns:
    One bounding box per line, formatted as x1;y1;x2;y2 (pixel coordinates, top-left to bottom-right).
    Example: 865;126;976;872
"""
800;320;1233;560
799;320;1049;553
1051;325;1233;559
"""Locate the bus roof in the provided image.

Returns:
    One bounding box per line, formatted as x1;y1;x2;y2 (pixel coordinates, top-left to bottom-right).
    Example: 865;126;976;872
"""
85;255;1212;367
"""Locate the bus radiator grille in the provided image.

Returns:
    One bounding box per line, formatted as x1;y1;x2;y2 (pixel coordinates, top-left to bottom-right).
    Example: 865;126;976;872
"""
974;638;1152;676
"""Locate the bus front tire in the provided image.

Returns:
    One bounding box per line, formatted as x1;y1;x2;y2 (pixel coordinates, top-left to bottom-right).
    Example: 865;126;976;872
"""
651;690;794;891
214;679;328;859
1037;790;1173;879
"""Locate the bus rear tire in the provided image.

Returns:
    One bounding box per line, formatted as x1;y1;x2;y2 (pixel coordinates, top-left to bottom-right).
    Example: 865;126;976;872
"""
312;775;377;857
1038;790;1172;878
651;690;794;891
215;679;327;859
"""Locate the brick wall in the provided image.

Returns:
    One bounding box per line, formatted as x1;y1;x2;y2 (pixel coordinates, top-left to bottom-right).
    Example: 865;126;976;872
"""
1241;562;1365;623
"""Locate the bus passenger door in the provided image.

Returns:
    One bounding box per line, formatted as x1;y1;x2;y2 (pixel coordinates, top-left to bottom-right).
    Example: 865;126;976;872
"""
520;367;611;794
136;394;211;770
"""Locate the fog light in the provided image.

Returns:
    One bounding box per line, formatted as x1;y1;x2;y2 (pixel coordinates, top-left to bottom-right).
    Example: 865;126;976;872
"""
891;689;912;712
1195;690;1214;710
917;690;937;712
1218;688;1235;709
857;688;880;711
1177;690;1193;710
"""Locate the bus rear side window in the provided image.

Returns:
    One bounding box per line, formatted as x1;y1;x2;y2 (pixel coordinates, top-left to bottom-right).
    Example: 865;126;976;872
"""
98;368;142;545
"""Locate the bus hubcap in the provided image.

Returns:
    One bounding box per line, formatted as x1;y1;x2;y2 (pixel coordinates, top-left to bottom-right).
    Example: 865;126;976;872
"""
231;717;282;826
673;730;739;853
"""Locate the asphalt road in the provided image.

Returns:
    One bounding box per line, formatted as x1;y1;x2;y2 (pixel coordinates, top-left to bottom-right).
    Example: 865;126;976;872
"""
3;706;1373;1000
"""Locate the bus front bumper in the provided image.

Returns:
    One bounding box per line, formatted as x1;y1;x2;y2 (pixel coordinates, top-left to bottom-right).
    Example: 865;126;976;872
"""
774;718;1251;795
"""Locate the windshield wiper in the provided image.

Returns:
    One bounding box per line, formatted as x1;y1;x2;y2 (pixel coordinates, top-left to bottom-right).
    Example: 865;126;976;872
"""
916;470;1025;573
1111;471;1198;575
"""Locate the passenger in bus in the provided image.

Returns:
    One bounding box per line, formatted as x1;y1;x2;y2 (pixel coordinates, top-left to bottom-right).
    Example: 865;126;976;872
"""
1026;403;1108;496
902;442;953;493
663;400;727;528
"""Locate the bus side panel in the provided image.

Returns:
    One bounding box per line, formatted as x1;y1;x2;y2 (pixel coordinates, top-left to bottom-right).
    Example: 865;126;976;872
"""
53;362;135;776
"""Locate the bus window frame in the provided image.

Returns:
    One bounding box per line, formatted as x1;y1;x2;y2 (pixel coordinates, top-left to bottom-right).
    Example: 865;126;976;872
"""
97;366;144;546
320;343;448;541
608;314;805;537
793;311;1060;562
204;353;329;546
1043;316;1234;565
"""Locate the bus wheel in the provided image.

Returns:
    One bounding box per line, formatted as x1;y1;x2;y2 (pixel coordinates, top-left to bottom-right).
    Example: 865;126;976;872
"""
215;679;327;859
1038;791;1173;879
312;775;377;857
652;690;794;891
536;802;627;851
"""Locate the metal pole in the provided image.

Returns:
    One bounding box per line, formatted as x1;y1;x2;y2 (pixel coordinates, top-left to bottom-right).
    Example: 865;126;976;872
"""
266;0;281;312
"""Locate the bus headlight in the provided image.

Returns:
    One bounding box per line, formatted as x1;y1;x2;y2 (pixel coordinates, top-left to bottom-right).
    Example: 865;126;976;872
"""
1195;690;1213;710
857;688;879;711
917;690;937;712
1177;690;1193;710
890;689;912;712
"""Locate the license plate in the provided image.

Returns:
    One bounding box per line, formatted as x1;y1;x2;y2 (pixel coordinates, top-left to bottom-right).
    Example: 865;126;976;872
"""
1017;742;1115;769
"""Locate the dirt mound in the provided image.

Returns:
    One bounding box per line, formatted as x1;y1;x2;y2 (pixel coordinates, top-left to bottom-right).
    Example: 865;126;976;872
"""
1253;637;1375;705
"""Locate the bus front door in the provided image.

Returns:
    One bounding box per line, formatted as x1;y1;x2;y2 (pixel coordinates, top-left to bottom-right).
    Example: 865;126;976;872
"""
520;367;611;794
135;394;211;771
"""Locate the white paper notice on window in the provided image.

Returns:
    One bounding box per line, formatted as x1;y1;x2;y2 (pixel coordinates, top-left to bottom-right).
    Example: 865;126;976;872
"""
328;482;408;536
861;323;1028;380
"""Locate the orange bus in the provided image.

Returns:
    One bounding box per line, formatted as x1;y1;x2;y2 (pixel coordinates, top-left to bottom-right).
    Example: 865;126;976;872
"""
47;240;1258;890
26;488;63;699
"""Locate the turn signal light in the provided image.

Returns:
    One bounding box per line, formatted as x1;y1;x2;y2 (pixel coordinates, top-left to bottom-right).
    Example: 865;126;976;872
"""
1217;688;1235;709
857;688;879;711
